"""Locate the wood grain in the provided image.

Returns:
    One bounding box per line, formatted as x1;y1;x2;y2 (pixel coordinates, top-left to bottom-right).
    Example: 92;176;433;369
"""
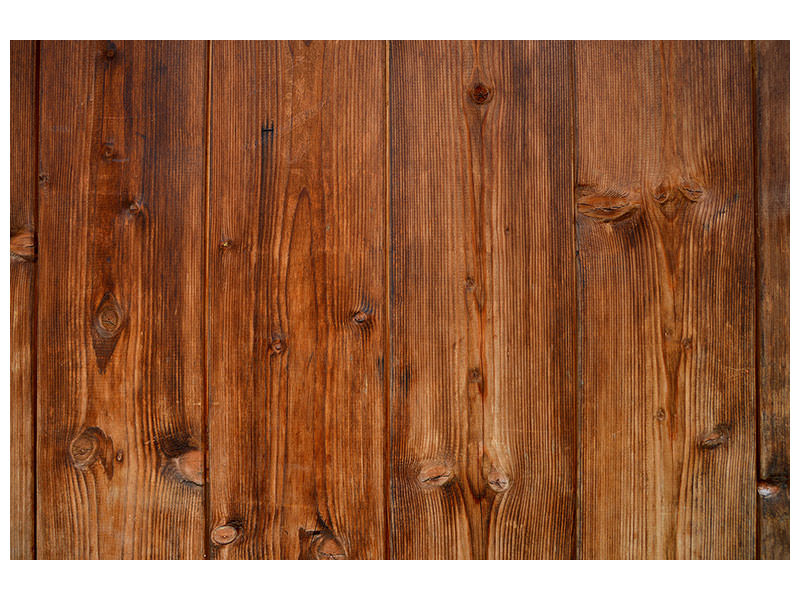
36;41;207;558
754;40;789;560
207;41;387;559
389;41;576;559
11;39;38;560
575;41;756;559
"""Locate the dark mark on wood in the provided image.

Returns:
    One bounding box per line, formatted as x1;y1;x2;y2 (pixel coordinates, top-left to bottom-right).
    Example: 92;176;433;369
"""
699;424;731;450
91;292;127;373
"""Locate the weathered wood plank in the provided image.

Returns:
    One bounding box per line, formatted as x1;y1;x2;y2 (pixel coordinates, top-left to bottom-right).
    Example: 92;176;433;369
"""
754;40;789;560
576;41;756;559
389;40;576;559
36;41;207;558
207;41;387;559
11;39;38;560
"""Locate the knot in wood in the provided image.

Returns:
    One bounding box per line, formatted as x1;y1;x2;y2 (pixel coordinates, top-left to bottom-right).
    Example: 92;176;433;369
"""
464;276;476;291
468;368;482;383
655;408;666;422
70;427;109;470
316;536;347;560
102;143;114;159
417;461;453;488
487;468;510;493
757;480;781;499
699;424;730;450
173;449;204;486
270;338;286;354
352;310;369;325
470;82;491;105
38;173;49;185
11;229;36;262
211;524;239;546
104;42;117;59
219;239;232;250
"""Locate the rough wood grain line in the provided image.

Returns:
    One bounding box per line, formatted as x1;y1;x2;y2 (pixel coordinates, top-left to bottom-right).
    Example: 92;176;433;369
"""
11;39;38;560
207;41;386;559
36;41;206;559
389;41;576;559
753;40;789;560
575;41;756;559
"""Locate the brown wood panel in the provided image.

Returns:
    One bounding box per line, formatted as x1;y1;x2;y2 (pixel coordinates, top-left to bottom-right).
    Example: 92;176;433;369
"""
11;39;38;560
754;40;790;560
389;41;576;559
576;41;756;559
207;41;387;559
36;41;207;559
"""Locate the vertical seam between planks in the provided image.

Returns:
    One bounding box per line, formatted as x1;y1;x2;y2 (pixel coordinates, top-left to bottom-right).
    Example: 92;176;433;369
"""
33;39;41;560
749;39;762;560
202;39;213;560
383;39;393;561
569;40;582;561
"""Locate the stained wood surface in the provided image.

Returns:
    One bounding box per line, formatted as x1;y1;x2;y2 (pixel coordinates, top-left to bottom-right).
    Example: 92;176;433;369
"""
754;40;790;560
11;40;789;559
389;41;576;559
10;40;38;560
575;41;756;559
35;41;207;558
207;41;387;559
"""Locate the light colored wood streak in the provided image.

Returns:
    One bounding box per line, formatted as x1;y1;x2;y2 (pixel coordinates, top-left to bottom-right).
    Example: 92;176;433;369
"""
576;41;756;559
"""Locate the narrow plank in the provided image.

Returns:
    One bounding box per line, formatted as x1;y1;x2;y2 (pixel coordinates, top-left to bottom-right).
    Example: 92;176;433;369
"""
389;41;576;559
10;40;38;560
754;40;789;560
576;41;756;559
207;41;386;559
36;41;206;559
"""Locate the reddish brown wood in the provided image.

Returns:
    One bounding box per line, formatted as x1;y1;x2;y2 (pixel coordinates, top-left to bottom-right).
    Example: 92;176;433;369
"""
576;41;757;559
389;41;576;559
10;39;38;560
36;41;207;558
754;40;790;560
207;41;387;559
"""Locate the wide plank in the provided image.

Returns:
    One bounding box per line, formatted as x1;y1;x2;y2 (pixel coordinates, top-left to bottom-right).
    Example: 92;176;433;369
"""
754;40;789;560
389;41;576;559
575;41;756;559
11;39;38;560
207;41;387;559
36;41;207;558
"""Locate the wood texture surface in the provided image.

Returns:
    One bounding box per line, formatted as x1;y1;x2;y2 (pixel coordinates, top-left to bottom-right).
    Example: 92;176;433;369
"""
575;41;757;559
389;41;576;559
207;41;387;559
35;41;207;558
754;40;790;560
10;39;38;560
11;40;788;559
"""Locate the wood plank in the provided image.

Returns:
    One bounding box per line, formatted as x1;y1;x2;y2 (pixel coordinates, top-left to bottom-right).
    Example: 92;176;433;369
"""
36;41;207;559
575;41;756;559
207;41;387;559
11;39;38;560
389;41;576;559
754;40;790;560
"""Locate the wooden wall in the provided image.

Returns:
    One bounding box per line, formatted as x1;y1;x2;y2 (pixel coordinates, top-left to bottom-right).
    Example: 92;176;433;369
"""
10;40;789;559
